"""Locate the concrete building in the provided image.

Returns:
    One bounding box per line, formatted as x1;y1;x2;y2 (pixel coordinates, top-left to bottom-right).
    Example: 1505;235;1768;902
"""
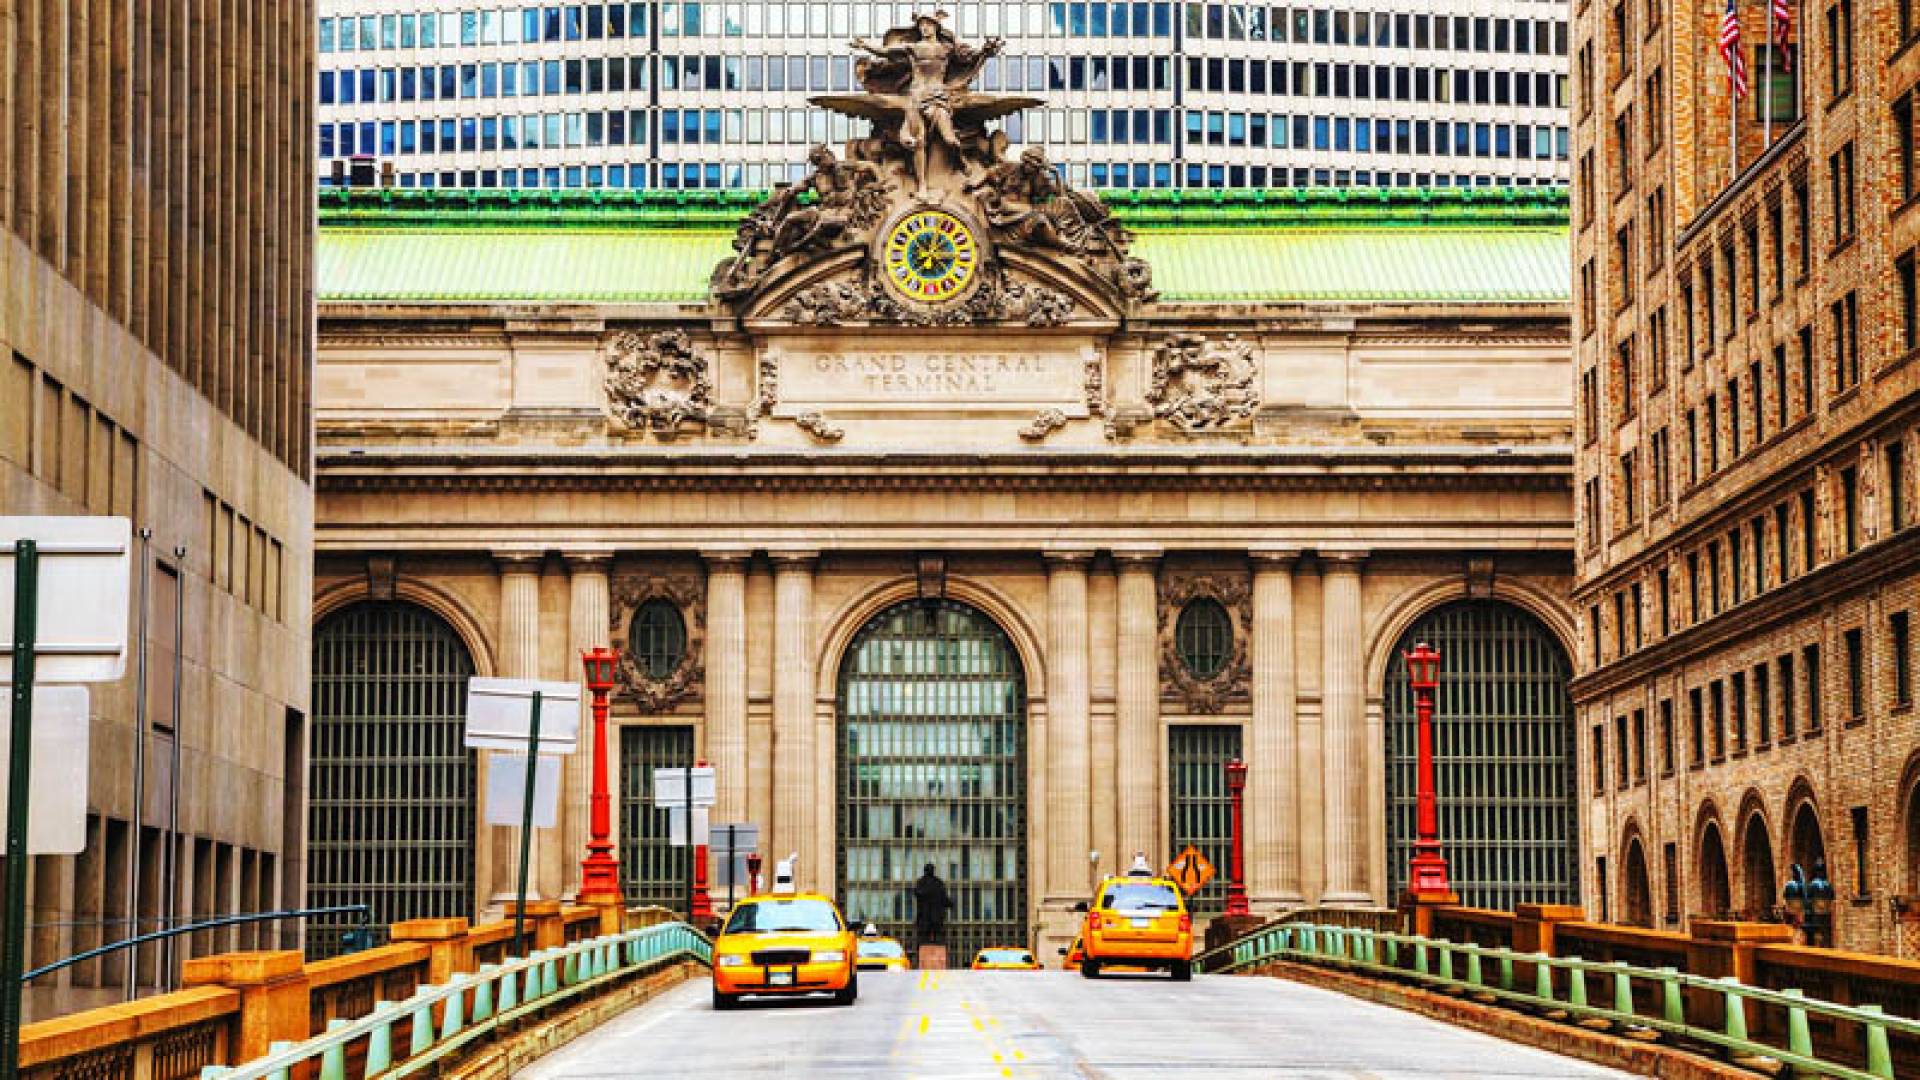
314;0;1572;192
1572;0;1920;955
309;19;1578;960
1;2;317;1018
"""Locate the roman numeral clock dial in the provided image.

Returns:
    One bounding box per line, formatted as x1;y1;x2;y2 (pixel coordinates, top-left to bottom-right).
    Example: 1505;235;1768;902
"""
881;209;979;304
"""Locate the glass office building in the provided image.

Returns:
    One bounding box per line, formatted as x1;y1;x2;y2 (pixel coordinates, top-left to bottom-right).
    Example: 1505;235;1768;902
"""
316;1;1571;190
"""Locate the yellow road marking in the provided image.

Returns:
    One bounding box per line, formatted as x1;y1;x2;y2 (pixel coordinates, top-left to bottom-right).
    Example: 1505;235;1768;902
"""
971;1017;984;1032
918;1014;930;1035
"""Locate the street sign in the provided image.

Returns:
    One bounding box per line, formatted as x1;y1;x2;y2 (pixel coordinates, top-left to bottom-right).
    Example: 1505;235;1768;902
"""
1165;845;1216;896
483;753;562;828
710;823;760;892
653;765;716;808
0;517;132;684
668;806;711;847
464;678;581;753
0;687;88;854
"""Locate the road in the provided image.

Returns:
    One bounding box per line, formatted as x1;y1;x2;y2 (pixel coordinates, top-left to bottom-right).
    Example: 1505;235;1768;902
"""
517;968;1638;1079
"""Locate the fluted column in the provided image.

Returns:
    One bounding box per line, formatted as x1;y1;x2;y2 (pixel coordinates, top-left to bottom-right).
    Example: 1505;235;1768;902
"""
1113;548;1161;865
1320;550;1369;903
562;553;612;900
704;550;751;824
1045;550;1094;896
770;551;818;887
492;552;544;901
1249;548;1301;902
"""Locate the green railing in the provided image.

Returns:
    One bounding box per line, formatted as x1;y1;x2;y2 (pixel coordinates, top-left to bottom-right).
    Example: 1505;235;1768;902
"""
1199;923;1914;1080
198;922;710;1080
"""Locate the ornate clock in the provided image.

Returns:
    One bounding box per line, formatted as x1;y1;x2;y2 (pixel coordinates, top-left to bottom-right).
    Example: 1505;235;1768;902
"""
880;208;980;304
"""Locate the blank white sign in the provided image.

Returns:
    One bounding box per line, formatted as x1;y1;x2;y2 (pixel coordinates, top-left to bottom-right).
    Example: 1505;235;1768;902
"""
465;677;581;754
484;753;562;828
0;686;90;853
0;517;132;685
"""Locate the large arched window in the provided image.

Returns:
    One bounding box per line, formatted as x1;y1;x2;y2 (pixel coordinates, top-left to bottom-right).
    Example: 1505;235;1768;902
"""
1740;808;1778;921
1385;600;1578;909
309;600;476;956
1698;820;1733;918
1623;835;1654;929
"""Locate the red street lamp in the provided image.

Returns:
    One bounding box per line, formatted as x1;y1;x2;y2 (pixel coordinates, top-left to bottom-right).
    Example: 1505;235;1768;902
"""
1223;758;1250;917
1403;642;1453;899
579;647;622;903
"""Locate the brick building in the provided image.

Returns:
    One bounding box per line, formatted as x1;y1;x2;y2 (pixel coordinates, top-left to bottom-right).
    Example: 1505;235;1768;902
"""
1572;0;1920;954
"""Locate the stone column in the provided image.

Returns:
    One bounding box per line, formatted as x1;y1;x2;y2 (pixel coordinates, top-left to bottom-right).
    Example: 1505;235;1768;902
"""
770;551;818;887
1249;548;1302;903
492;553;544;902
703;549;751;824
1113;548;1161;865
563;552;612;900
1045;551;1094;897
1319;550;1369;903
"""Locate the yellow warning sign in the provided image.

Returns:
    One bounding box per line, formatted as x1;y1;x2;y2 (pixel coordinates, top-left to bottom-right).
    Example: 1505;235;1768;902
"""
1164;845;1216;895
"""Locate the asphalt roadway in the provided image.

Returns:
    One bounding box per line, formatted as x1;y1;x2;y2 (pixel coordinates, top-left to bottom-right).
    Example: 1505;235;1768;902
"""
515;967;1639;1079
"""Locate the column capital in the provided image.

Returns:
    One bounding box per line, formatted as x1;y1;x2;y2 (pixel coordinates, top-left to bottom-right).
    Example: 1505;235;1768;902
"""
494;550;545;573
1318;548;1369;568
1110;545;1164;568
768;547;820;569
1043;548;1097;569
562;551;614;572
700;547;754;568
1248;546;1303;568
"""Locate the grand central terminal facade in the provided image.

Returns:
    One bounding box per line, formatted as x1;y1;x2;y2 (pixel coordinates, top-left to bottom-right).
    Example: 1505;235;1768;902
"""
309;17;1579;959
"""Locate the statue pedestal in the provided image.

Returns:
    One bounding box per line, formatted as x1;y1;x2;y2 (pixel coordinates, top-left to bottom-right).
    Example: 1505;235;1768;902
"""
915;944;949;971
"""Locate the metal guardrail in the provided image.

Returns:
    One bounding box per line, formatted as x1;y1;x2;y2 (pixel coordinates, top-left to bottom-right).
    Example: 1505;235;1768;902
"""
197;921;711;1080
1197;922;1911;1080
23;905;374;982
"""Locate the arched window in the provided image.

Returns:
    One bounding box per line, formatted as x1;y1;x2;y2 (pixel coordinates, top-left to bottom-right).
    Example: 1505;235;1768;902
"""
1174;597;1233;678
1623;837;1654;929
309;600;476;955
1741;811;1778;921
629;598;688;679
1385;600;1578;909
1699;821;1732;917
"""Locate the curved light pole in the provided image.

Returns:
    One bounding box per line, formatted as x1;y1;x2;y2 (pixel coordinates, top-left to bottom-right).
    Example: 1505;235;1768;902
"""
1404;642;1453;899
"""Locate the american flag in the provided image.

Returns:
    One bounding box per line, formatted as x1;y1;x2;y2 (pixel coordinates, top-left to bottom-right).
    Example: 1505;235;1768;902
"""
1720;0;1748;100
1771;0;1794;72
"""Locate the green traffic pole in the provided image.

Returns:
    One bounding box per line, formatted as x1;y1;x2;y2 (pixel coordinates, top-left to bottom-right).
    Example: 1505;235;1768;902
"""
511;690;544;959
1;539;41;1080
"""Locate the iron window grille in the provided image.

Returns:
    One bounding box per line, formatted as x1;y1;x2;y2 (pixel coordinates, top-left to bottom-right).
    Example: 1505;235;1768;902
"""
1168;724;1243;914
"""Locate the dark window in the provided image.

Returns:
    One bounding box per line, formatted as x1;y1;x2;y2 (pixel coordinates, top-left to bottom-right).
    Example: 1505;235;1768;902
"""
1833;292;1860;391
629;599;688;680
1663;841;1680;924
1806;643;1824;731
1756;664;1772;745
1827;1;1853;100
1851;807;1870;896
1615;714;1630;788
1890;439;1910;532
1846;627;1866;719
1175;597;1233;678
1841;466;1860;553
1830;143;1856;246
1592;723;1607;793
1659;699;1675;774
1780;652;1798;739
1895;611;1913;707
1632;708;1647;781
1689;686;1705;766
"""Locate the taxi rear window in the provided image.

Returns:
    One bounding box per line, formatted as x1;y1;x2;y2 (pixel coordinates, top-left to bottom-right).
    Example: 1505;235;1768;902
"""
1098;882;1182;911
722;898;843;934
978;949;1032;963
858;940;904;957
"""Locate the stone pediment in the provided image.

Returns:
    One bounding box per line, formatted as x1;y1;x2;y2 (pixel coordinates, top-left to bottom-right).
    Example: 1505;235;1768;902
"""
711;10;1153;330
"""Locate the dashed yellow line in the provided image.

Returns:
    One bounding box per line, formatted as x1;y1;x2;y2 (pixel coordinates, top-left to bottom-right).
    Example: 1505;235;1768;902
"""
918;1014;930;1035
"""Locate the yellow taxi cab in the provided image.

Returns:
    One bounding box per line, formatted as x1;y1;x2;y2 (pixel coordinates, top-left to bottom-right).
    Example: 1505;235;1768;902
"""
710;892;858;1009
1076;867;1194;981
1058;933;1084;971
970;946;1041;970
854;928;911;972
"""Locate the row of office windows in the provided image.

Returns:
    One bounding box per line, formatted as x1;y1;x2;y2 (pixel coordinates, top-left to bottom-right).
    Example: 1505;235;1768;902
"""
335;159;1551;192
318;53;1565;107
318;105;1571;162
318;4;1566;54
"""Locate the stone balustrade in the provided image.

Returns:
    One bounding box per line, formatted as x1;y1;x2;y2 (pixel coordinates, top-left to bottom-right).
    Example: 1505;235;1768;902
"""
20;901;664;1080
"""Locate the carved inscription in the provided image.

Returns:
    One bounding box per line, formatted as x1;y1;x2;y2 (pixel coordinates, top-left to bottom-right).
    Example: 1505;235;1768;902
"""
769;346;1095;412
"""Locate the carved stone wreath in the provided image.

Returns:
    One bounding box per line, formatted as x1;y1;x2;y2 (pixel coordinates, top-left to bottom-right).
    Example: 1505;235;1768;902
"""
610;574;705;712
1157;573;1252;713
1146;333;1260;432
785;270;1073;328
604;330;713;434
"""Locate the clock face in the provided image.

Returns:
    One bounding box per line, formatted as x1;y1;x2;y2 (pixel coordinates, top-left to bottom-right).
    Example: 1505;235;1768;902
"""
881;210;979;303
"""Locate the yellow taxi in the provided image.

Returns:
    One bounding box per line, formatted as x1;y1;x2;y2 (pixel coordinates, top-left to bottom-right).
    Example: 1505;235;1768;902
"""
1058;934;1085;971
970;946;1041;970
854;929;911;972
710;892;858;1009
1076;871;1194;981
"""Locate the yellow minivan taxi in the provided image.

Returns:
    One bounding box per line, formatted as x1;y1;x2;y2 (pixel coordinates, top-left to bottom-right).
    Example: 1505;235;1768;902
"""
1078;875;1194;981
710;893;858;1009
970;946;1041;970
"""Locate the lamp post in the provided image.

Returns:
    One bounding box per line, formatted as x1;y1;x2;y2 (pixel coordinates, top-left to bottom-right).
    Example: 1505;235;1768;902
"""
1223;758;1250;917
1782;859;1834;947
578;647;622;903
1403;642;1453;899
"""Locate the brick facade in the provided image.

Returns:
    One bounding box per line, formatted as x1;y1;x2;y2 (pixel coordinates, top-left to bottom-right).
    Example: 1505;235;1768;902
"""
1572;0;1920;955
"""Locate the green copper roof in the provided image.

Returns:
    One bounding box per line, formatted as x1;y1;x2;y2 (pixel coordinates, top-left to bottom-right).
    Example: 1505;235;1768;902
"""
317;187;1569;306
